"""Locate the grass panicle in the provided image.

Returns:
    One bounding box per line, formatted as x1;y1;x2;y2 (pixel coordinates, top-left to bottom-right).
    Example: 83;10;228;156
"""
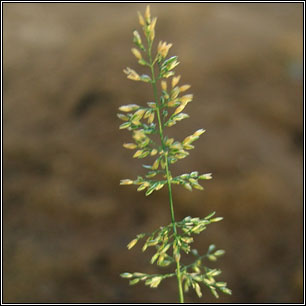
119;6;231;303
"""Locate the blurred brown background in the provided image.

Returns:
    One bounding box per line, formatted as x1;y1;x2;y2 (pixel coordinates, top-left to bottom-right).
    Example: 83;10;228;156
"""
3;3;303;303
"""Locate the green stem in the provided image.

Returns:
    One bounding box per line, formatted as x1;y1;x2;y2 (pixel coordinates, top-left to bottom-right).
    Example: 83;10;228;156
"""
147;40;184;304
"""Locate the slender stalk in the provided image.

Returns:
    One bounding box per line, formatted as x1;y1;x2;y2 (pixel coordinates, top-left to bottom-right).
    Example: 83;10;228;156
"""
148;40;184;304
165;157;184;303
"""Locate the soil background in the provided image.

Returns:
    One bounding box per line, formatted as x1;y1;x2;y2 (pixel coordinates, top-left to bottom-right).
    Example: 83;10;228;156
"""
3;3;303;303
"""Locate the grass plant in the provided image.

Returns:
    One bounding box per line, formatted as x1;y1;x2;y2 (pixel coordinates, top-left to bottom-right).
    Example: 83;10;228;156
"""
118;6;231;303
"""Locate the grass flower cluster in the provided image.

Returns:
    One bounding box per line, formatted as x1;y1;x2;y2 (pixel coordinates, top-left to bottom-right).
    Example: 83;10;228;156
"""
118;6;231;303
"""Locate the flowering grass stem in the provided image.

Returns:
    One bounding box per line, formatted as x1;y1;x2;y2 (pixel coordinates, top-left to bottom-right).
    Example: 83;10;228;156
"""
119;6;231;303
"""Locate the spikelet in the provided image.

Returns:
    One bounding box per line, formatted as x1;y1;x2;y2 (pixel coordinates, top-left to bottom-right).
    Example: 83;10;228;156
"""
144;5;151;23
120;179;134;185
137;11;145;26
131;48;142;60
179;84;191;92
119;104;140;112
157;41;173;58
161;80;167;91
172;75;181;88
123;67;140;81
148;17;157;41
123;143;137;150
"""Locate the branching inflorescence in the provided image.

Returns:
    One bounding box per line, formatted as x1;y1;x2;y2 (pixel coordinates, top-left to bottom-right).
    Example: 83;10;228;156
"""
118;6;231;303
